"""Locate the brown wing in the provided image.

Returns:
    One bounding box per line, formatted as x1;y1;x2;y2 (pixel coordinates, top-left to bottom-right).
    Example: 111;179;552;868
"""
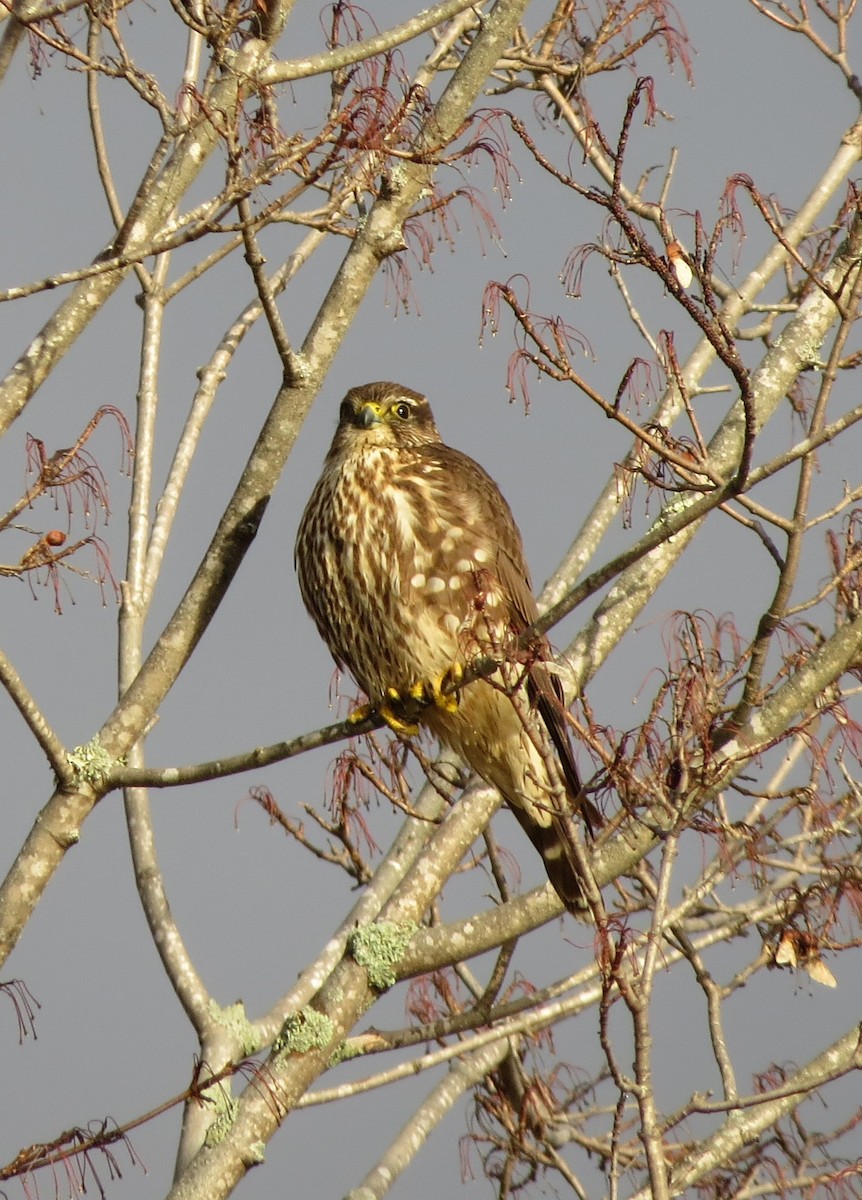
494;540;586;805
419;443;590;823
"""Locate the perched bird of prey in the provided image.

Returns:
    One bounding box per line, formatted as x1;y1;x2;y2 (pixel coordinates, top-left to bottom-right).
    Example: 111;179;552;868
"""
295;381;589;909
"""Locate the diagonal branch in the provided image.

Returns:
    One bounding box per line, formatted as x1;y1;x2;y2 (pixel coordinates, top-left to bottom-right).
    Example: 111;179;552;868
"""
539;115;862;616
261;0;480;85
0;38;267;438
0;0;534;980
630;1023;862;1200
561;217;862;691
0;645;70;782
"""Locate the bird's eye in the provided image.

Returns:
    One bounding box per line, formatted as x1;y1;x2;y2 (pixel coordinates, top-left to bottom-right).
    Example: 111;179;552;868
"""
394;402;412;420
339;400;354;422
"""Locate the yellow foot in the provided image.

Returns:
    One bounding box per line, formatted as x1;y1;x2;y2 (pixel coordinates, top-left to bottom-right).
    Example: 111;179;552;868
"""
380;688;421;736
349;666;463;736
348;702;375;726
348;694;420;736
407;664;463;715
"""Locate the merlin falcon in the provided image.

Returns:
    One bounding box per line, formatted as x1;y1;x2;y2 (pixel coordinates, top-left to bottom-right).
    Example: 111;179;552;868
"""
295;382;590;909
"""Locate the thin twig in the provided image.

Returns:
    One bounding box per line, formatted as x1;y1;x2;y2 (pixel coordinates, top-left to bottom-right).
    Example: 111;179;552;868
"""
0;646;70;783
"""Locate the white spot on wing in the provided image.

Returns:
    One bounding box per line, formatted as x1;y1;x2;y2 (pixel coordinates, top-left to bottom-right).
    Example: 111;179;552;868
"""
441;527;464;554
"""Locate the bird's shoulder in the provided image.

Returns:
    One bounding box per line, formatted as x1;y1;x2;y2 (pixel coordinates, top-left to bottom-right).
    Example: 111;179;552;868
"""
412;441;517;524
413;441;539;629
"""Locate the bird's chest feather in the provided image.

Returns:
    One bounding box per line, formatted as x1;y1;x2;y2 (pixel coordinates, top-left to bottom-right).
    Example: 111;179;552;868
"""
315;447;498;696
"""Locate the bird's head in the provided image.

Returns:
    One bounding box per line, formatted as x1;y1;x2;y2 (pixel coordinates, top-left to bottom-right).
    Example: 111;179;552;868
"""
329;382;440;454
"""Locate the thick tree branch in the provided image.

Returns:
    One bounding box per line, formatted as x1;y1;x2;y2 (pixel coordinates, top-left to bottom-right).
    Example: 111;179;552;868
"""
262;0;479;85
563;216;862;689
540;116;862;615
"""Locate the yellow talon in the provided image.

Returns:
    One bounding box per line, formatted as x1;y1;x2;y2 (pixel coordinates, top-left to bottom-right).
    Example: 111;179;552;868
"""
416;664;463;714
379;707;420;736
381;688;420;735
432;667;465;710
351;666;463;735
440;663;464;708
348;703;375;726
347;697;419;735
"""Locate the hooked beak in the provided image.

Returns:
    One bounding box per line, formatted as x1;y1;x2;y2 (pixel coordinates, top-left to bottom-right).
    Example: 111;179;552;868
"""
355;402;384;429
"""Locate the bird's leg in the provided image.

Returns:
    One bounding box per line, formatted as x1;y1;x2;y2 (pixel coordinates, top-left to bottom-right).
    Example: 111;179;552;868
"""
407;663;463;715
348;665;463;736
348;689;421;736
379;687;423;735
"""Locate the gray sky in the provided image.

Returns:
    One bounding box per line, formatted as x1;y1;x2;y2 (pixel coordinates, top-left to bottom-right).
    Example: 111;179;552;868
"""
2;3;862;1197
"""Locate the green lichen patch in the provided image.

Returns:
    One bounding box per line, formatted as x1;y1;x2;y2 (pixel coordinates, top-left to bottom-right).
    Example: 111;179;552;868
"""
66;738;117;788
348;920;418;991
273;1007;334;1057
329;1039;362;1067
203;1091;238;1147
244;1141;266;1166
208;1000;259;1057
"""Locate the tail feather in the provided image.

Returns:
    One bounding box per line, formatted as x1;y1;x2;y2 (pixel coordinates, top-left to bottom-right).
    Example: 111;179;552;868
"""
508;804;586;910
430;674;596;912
529;664;601;834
